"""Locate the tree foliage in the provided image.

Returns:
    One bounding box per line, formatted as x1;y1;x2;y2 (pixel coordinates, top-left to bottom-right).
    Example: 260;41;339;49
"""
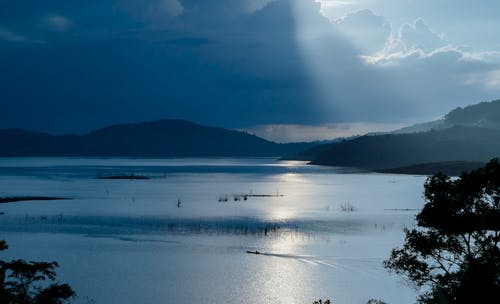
385;158;500;303
0;240;75;304
312;300;331;304
444;100;500;127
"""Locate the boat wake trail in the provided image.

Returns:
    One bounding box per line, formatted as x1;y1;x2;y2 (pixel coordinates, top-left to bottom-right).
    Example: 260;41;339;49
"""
247;251;379;278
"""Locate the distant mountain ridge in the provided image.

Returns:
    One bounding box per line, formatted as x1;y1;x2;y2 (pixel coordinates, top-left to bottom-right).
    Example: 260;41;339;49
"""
301;99;500;172
391;99;500;134
0;119;314;157
311;126;500;168
444;99;500;129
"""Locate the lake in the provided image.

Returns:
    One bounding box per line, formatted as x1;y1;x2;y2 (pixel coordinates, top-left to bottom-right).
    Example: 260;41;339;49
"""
0;158;426;304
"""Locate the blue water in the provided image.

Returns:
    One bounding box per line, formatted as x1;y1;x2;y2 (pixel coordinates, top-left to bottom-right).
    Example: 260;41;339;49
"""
0;158;426;304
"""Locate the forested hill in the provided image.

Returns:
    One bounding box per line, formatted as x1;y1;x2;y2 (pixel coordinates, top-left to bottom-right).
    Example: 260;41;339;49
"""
0;120;314;157
310;126;500;169
299;99;500;171
444;99;500;129
393;99;500;134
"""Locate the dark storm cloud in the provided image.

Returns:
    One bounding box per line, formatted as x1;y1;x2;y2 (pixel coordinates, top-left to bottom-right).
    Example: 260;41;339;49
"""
1;0;497;136
0;0;325;133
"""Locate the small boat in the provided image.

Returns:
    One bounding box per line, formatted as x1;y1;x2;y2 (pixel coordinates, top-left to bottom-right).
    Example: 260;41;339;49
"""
246;250;261;255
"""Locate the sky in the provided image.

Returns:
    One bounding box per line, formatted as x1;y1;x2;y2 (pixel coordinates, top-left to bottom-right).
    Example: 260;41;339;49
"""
0;0;499;142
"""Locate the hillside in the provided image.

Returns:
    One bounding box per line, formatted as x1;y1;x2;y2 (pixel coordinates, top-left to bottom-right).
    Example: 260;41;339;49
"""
391;99;500;134
294;99;500;173
310;126;500;169
444;100;500;129
375;161;486;176
0;120;313;157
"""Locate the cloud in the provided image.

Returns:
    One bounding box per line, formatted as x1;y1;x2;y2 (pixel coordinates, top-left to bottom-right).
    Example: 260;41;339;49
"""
291;1;413;123
366;46;462;66
0;25;45;44
483;70;500;90
359;15;500;101
45;15;72;32
385;18;449;53
333;9;391;54
464;69;500;91
118;0;184;25
181;0;273;15
151;0;183;17
175;0;275;30
365;43;500;81
319;0;363;18
360;45;500;117
364;18;499;69
0;0;499;139
0;0;331;133
0;26;28;42
163;37;212;47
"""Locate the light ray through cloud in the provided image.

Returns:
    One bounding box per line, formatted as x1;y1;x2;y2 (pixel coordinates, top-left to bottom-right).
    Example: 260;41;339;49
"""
291;0;355;119
290;0;414;127
0;0;499;141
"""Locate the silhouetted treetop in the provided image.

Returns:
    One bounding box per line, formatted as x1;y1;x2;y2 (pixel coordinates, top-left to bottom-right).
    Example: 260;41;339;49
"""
385;158;500;304
0;241;75;304
418;158;500;232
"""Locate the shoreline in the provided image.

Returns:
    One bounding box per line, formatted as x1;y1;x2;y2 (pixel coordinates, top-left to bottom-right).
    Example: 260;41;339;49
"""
375;161;485;176
0;197;70;204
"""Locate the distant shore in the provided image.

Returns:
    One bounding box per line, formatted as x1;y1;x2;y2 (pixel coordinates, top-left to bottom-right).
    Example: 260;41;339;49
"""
376;161;485;176
0;197;70;204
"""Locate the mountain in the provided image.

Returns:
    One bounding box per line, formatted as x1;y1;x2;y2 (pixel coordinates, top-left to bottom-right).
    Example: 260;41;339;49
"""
391;119;446;134
376;161;486;176
0;120;314;157
391;99;500;134
294;99;500;172
310;126;500;170
284;137;354;161
0;129;53;155
444;100;500;129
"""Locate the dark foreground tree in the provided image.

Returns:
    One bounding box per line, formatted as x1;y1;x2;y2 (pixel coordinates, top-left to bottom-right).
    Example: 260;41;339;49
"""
0;240;75;304
385;158;500;303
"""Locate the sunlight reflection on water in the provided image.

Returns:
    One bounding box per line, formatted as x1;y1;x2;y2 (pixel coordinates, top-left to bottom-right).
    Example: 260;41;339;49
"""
0;158;425;304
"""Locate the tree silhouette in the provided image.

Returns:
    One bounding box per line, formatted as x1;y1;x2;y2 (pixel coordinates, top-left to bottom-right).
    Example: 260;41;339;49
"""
385;158;500;303
0;240;75;304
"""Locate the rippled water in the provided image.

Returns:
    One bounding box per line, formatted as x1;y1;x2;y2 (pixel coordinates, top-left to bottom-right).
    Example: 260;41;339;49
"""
0;158;427;304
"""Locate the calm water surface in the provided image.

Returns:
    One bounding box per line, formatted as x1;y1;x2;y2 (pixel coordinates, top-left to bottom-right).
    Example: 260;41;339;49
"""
0;158;426;304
